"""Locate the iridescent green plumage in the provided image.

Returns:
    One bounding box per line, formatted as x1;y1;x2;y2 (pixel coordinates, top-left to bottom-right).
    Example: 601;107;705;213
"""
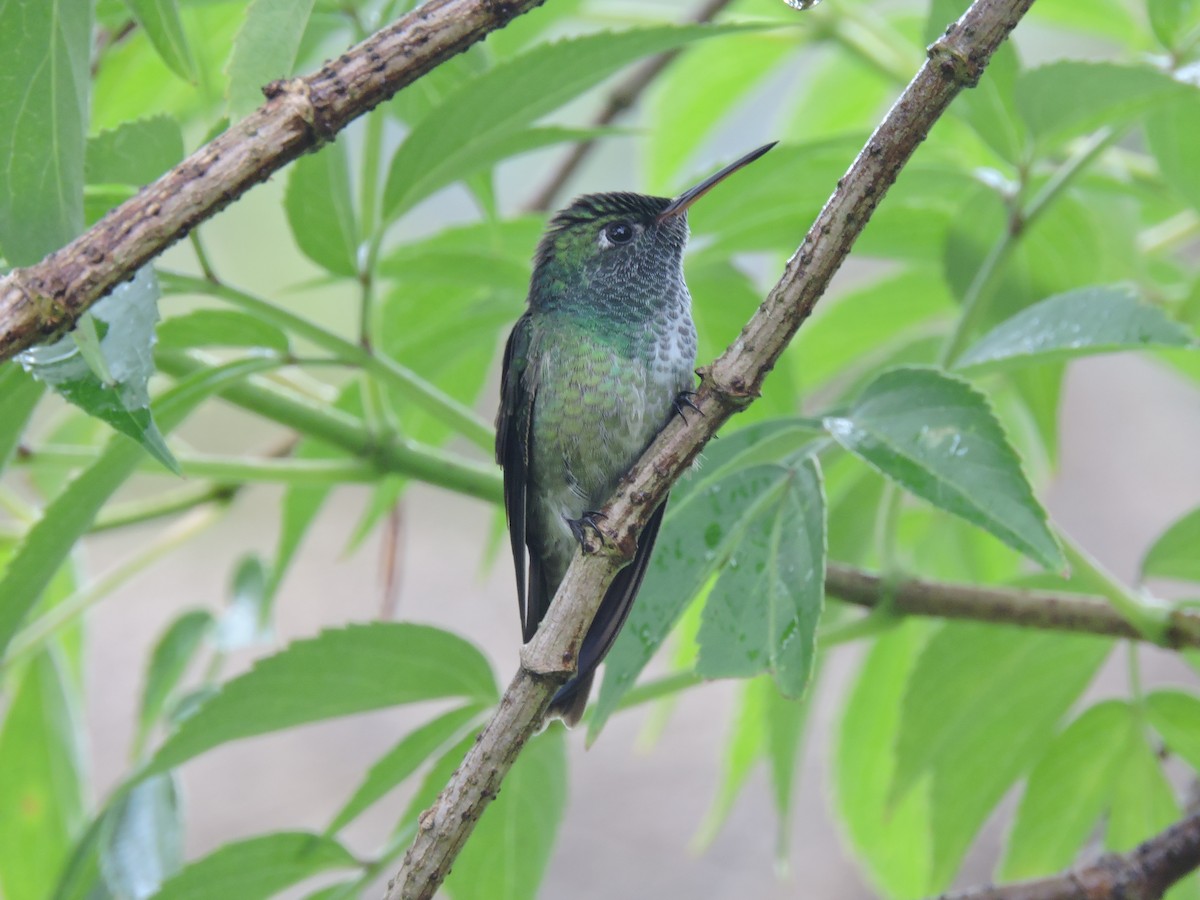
497;144;775;724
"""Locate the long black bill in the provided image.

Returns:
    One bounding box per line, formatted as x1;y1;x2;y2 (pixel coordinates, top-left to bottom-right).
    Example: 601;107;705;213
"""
656;141;778;222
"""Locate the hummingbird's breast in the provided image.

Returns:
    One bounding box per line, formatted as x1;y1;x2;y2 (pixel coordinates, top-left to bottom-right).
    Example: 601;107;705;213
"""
527;305;696;579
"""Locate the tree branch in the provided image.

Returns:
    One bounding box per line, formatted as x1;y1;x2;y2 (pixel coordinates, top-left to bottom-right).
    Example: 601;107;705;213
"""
826;563;1200;649
523;0;736;212
385;1;1036;897
0;0;547;363
932;811;1200;900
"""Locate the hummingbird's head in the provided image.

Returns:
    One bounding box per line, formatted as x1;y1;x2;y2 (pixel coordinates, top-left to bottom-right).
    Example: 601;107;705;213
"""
529;142;777;314
530;191;686;312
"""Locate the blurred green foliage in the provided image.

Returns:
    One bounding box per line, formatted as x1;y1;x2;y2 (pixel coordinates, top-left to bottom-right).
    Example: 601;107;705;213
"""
0;0;1198;897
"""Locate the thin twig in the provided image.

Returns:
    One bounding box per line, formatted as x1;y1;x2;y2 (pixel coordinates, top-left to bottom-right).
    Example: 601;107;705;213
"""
825;563;1200;649
0;0;547;363
385;2;1036;897
523;0;737;212
932;811;1200;900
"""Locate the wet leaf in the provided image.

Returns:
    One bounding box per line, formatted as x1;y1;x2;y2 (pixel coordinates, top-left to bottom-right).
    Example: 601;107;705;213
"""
17;267;178;473
589;464;800;740
955;285;1195;373
824;367;1062;570
696;456;825;698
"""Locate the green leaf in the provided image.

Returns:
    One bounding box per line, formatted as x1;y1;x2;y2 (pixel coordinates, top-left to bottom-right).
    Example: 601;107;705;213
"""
379;280;516;445
137;610;214;755
284;139;359;278
762;671;814;861
0;0;90;265
378;217;541;292
943;184;1135;325
395;734;476;846
892;624;1111;889
672;418;819;506
1015;61;1185;148
1146;91;1200;216
157;309;290;352
785;45;894;144
214;554;272;651
0;355;283;660
382;25;751;219
824;367;1063;571
0;653;85;900
86;115;185;187
1106;727;1180;853
589;464;802;740
1148;0;1200;50
100;774;183;898
696;455;825;697
692;677;768;851
952;41;1028;164
121;0;197;82
1145;690;1200;772
145;623;497;774
18;267;178;473
647;30;793;192
1142;506;1200;583
226;0;318;119
326;705;483;836
444;728;567;900
0;364;45;475
835;622;935;898
1001;700;1136;879
955;285;1196;373
791;268;955;395
151;832;355;900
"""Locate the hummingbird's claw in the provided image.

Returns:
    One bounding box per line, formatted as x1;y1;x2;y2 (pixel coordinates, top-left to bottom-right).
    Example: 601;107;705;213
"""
566;510;607;546
672;390;704;425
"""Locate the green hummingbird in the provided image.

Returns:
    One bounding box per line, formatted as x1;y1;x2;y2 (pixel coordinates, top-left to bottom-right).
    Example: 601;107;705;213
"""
496;142;776;725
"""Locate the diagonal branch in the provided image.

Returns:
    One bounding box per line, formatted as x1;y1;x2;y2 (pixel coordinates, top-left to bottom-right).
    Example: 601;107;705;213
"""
523;0;736;212
0;0;547;363
931;811;1200;900
826;563;1200;649
385;1;1037;897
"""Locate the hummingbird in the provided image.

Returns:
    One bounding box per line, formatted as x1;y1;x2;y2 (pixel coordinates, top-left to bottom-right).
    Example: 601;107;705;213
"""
496;143;776;725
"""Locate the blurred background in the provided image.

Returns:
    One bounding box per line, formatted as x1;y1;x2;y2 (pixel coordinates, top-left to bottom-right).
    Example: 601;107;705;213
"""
4;0;1197;896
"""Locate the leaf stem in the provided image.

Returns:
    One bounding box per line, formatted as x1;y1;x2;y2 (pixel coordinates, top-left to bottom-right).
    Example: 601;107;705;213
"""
1059;530;1173;645
158;271;494;450
154;350;503;503
938;126;1122;367
18;444;378;486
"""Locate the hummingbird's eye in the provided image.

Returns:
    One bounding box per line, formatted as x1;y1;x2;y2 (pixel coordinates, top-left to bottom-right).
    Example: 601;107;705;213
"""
604;221;635;245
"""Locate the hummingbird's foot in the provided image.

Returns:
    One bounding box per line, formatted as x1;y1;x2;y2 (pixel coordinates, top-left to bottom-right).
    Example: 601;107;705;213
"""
672;390;703;425
565;510;607;547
